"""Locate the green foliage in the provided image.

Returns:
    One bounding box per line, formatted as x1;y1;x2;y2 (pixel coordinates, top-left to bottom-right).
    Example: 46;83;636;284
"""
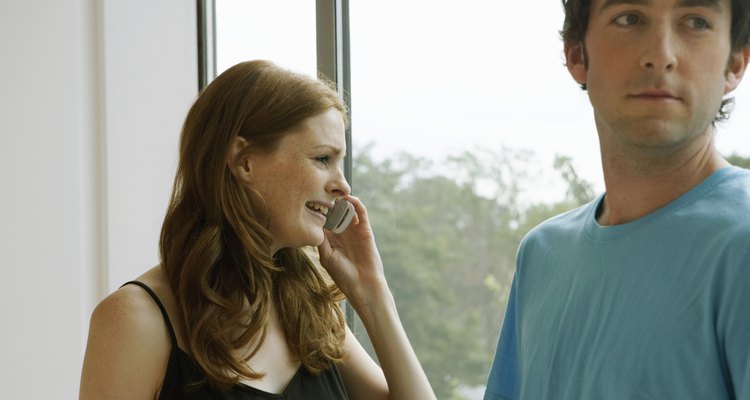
553;155;596;204
727;153;750;169
351;145;594;399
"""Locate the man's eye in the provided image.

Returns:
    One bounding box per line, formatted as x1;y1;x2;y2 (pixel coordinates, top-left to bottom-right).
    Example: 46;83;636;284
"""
315;156;331;165
614;13;641;26
686;17;710;30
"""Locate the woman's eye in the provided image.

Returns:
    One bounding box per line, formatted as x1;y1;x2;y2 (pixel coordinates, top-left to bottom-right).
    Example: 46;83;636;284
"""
614;13;641;26
315;156;331;165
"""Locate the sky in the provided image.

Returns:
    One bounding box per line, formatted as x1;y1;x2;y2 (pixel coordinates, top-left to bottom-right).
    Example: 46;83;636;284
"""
216;0;750;202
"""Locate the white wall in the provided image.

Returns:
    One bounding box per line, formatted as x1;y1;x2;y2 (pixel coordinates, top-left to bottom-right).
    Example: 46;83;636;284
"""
0;0;197;398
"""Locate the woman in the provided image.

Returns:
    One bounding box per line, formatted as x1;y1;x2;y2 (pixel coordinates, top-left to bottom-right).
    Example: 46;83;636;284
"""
80;60;436;400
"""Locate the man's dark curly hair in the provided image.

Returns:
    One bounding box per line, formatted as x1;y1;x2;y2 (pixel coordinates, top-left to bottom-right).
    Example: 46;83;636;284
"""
560;0;750;122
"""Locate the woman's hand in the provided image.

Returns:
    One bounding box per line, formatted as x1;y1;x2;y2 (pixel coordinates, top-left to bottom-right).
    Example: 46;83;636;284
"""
317;195;389;310
318;195;438;400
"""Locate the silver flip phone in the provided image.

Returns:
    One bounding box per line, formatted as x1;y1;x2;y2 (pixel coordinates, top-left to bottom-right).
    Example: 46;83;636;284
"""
324;198;355;233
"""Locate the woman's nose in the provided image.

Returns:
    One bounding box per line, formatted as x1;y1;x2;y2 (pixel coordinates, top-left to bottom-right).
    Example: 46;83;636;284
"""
327;168;351;197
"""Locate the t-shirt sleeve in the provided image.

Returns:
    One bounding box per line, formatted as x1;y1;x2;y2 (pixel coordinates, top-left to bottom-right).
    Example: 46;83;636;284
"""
484;274;520;400
721;254;750;399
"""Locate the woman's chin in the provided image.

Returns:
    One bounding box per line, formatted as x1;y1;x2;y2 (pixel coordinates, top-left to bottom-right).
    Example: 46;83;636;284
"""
311;232;326;247
298;230;326;248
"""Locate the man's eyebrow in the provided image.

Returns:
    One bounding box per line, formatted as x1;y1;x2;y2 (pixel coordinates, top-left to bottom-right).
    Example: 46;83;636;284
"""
676;0;722;12
600;0;649;12
600;0;723;12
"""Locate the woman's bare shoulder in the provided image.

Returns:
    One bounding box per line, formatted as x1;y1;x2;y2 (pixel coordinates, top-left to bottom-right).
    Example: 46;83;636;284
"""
80;267;173;399
93;266;170;333
93;285;161;332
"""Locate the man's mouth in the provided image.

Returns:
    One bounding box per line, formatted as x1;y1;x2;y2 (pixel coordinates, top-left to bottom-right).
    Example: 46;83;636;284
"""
631;89;679;100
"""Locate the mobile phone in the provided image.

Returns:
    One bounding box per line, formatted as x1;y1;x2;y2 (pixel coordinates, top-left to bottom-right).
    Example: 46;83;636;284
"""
324;198;355;233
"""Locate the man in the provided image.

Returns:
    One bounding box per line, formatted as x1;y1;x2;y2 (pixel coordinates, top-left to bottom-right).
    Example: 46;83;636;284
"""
484;0;750;399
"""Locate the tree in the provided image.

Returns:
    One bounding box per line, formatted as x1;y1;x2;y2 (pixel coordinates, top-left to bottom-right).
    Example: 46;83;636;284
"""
727;153;750;169
351;145;594;399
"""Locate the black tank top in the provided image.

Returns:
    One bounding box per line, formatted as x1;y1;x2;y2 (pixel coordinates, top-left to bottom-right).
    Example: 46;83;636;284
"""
123;281;350;400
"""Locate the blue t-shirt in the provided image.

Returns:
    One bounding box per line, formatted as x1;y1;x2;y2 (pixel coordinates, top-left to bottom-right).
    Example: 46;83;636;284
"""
484;166;750;400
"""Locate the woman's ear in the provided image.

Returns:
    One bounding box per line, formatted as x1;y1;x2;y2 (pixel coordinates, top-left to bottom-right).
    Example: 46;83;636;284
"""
227;136;253;181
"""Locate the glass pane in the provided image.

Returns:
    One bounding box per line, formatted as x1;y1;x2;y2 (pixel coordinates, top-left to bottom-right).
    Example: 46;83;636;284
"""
213;3;750;400
348;1;750;399
722;85;750;157
215;0;317;77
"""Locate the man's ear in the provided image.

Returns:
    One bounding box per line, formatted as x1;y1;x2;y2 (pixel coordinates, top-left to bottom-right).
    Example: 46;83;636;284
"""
226;136;253;182
565;41;587;86
725;46;750;94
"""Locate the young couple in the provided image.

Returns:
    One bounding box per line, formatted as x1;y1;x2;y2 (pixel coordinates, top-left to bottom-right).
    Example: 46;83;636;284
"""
81;0;750;398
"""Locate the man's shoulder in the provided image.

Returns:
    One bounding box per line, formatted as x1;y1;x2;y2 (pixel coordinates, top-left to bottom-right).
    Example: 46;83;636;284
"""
691;167;750;225
526;199;596;237
711;166;750;200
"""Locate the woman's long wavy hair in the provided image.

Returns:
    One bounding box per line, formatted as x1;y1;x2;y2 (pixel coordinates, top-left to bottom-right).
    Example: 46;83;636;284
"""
159;60;348;391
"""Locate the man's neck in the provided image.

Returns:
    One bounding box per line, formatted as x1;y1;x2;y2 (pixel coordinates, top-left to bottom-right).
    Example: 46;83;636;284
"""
597;133;729;226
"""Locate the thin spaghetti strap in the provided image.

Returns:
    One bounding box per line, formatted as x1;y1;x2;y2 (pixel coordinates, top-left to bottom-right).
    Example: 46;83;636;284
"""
121;281;179;347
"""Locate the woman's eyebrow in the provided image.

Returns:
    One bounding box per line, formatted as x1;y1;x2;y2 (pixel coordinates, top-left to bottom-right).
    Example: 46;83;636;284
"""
313;144;344;154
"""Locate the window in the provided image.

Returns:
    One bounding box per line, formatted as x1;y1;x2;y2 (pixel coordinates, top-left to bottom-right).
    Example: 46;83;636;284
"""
212;2;750;399
214;0;318;78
